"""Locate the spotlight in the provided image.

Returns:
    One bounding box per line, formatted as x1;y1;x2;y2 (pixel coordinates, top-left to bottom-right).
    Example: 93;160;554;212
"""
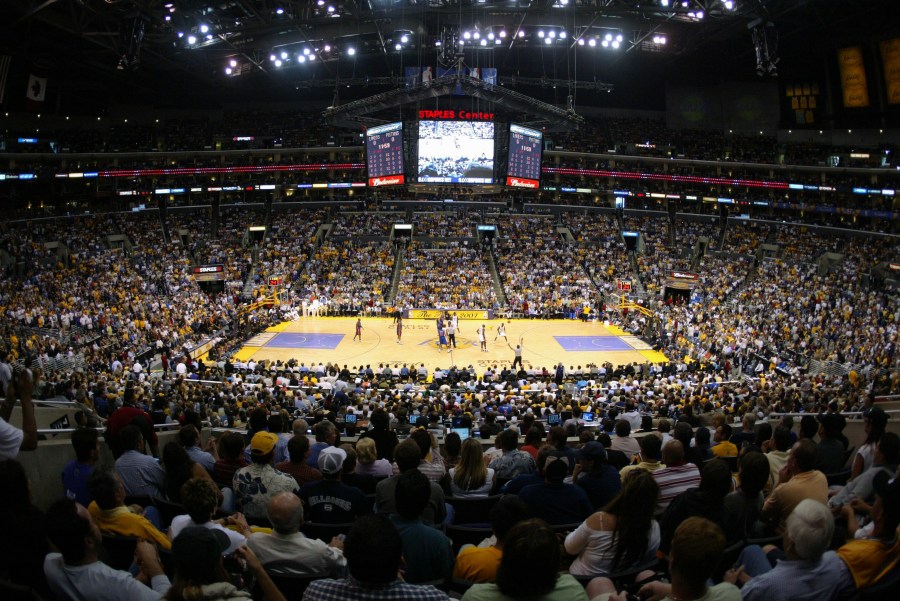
697;11;704;18
225;67;232;75
499;31;506;38
518;30;525;38
463;31;471;40
187;35;197;44
164;15;171;22
308;54;315;61
605;33;613;41
317;0;324;4
588;38;596;47
200;24;209;33
459;39;465;46
577;38;585;46
274;59;283;67
270;54;276;61
435;40;442;46
347;47;355;55
537;30;545;38
544;37;552;45
324;45;331;52
280;51;288;59
206;34;212;40
401;34;409;43
177;32;184;38
612;40;620;49
660;0;669;5
473;32;480;40
488;32;495;40
480;39;487;46
276;7;284;14
495;39;501;45
303;48;311;55
327;5;335;13
395;43;402;50
559;31;566;39
298;56;306;63
548;30;556;38
601;39;609;47
616;34;623;42
724;0;734;9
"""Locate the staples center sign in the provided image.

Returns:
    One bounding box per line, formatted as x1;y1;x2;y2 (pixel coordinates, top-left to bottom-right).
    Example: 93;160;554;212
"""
193;264;225;282
417;110;495;121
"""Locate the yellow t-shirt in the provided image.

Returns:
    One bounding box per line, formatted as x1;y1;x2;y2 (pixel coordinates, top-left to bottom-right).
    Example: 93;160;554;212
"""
453;545;502;583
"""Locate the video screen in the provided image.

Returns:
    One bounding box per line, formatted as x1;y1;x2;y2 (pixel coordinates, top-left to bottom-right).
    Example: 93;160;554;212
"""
366;122;404;186
506;123;543;188
417;120;494;184
547;413;561;426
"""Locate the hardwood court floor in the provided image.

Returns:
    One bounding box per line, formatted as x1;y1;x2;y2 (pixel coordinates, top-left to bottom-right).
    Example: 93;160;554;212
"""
232;317;668;373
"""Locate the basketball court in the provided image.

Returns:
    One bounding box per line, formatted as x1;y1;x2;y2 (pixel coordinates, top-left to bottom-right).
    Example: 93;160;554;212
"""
230;317;668;372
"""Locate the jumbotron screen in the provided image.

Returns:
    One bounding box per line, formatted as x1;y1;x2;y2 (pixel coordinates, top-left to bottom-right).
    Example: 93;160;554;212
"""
365;122;405;186
417;120;495;184
506;123;543;188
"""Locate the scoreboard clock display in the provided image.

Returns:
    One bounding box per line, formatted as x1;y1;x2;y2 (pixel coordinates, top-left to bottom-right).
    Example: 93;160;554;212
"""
506;123;543;189
366;122;405;186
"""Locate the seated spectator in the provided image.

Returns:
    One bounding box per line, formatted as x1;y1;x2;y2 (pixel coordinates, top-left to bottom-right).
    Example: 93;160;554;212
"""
275;433;322;488
298;446;371;524
829;431;899;509
356;407;399;461
453;495;530;583
652;440;701;515
547;425;577;473
86;469;171;549
565;469;660;578
712;424;739;458
693;426;714;462
672;422;704;469
162;441;224;508
247;492;346;577
488;428;535;481
399;427;446;482
44;498;170;601
620;433;664;479
520;425;544;461
766;426;792;491
572;440;622;511
660;459;733;552
339;443;378;494
389;470;455;584
63;427;100;507
723;450;770;539
598;432;629;471
461;519;588;601
166;526;285;601
0;459;49;595
450;437;496;497
178;425;217;475
835;470;900;591
816;413;847;474
850;407;889;481
307;420;338;468
760;440;828;534
212;431;248;488
233;432;298;521
610;420;641;457
587;517;740;601
168;478;248;555
375;439;447;526
105;389;159;458
302;514;450;600
518;452;593;526
725;499;849;601
501;444;552;495
442;431;464;469
115;424;166;500
355;435;392;478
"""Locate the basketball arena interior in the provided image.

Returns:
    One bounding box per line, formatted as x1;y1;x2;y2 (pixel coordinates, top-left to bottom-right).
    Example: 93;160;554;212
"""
1;1;900;600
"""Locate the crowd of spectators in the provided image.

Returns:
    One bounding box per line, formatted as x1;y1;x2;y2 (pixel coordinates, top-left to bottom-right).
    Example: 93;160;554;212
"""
394;241;497;310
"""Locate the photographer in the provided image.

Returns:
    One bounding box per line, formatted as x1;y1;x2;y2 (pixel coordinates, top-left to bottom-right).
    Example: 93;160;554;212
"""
0;367;38;460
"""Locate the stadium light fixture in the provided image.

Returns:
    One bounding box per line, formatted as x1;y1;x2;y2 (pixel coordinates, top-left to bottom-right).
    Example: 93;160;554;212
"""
401;34;409;43
463;31;471;39
548;30;556;38
225;67;232;75
308;54;315;61
499;31;506;38
488;32;495;40
347;47;356;55
274;59;282;67
480;39;487;46
537;30;545;38
518;30;525;38
298;56;306;63
395;43;402;50
187;35;197;45
612;40;620;49
588;38;597;47
601;39;609;47
559;31;566;39
303;47;311;55
229;59;237;67
280;51;288;59
495;38;501;45
544;38;552;45
276;7;284;15
200;24;209;33
324;44;331;52
473;32;481;40
577;38;585;46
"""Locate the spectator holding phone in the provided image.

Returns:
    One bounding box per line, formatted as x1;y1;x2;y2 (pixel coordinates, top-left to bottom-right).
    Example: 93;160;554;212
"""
0;368;38;460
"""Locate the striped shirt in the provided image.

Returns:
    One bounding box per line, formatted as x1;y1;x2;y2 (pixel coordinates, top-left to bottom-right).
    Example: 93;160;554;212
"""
652;463;701;515
115;450;166;499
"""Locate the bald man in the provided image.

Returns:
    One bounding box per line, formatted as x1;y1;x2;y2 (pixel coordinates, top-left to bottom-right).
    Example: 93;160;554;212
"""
651;440;701;515
246;492;346;577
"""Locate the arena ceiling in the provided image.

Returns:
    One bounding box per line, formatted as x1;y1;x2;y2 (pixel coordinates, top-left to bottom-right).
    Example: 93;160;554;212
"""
3;0;899;111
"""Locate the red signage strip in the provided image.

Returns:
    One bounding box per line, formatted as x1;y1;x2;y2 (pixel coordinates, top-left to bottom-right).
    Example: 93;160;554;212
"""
417;110;495;120
506;176;539;189
368;175;405;187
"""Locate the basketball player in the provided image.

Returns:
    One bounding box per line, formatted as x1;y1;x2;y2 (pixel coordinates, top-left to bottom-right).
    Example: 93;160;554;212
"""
438;324;448;352
494;322;508;343
451;312;460;333
396;314;403;344
353;317;363;342
478;324;487;352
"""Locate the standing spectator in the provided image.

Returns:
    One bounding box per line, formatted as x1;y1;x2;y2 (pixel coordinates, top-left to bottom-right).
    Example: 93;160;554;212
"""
302;514;450;600
105;387;159;458
0;369;37;459
63;427;101;506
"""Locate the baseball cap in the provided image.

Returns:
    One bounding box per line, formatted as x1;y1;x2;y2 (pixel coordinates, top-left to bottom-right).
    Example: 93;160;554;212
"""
864;406;889;428
318;446;347;475
172;526;231;575
250;431;279;456
575;441;607;462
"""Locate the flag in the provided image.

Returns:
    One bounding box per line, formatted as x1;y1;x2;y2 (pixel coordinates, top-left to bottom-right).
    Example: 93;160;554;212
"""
405;66;419;87
0;55;10;105
27;73;47;103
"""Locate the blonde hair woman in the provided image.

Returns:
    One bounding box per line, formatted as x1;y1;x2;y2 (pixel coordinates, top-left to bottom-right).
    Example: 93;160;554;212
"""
354;436;393;478
450;438;496;497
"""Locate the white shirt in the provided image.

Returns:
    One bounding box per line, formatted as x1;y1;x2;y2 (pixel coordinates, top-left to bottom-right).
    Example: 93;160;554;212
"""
44;553;170;601
0;417;24;460
169;515;246;555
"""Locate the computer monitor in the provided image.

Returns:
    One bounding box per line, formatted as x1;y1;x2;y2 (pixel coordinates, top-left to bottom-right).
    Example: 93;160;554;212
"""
452;416;466;428
582;412;594;423
452;427;471;441
547;413;561;426
415;415;430;427
344;414;357;425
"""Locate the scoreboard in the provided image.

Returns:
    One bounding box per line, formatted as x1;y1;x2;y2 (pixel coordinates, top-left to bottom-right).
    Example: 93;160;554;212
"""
366;122;405;186
506;123;543;189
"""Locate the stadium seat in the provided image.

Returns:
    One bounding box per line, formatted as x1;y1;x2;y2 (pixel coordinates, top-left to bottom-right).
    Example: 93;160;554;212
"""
446;524;493;555
100;533;138;572
152;496;186;529
446;495;502;526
